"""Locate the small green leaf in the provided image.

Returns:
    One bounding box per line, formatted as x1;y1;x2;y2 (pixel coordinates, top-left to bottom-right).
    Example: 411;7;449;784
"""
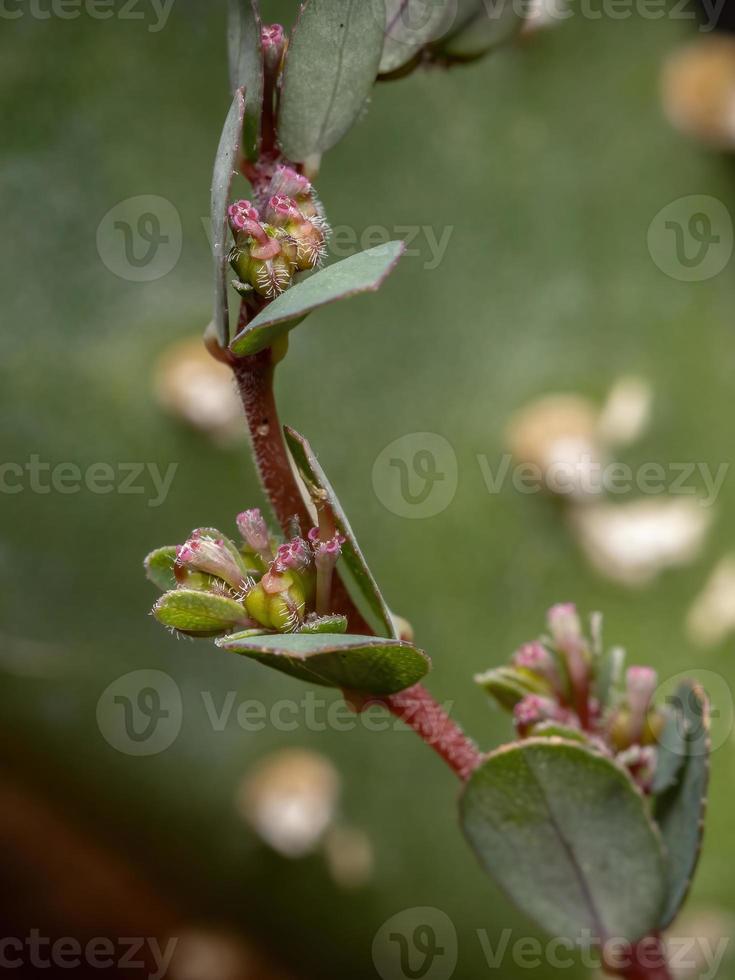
278;0;386;160
654;682;710;929
284;426;397;638
299;614;349;634
380;0;454;74
474;665;550;709
153;589;252;637
144;546;178;592
212;87;246;347
228;0;264;160
436;0;523;61
217;631;429;694
229;242;405;355
460;739;666;943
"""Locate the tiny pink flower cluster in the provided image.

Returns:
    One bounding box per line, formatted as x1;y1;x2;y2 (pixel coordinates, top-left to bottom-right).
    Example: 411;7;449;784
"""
477;603;666;792
228;165;328;299
150;508;346;637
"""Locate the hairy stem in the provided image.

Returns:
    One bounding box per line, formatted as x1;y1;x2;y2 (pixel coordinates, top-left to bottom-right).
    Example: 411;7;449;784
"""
380;685;482;781
232;349;312;533
230;327;482;781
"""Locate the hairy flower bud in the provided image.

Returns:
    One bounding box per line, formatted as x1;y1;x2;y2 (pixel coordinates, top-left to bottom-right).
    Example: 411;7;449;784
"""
275;537;311;572
269;165;312;201
176;532;249;592
228;200;260;238
237;509;273;562
246;568;306;631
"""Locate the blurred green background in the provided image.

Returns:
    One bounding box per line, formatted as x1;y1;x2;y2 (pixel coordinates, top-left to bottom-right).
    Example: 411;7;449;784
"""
1;1;734;977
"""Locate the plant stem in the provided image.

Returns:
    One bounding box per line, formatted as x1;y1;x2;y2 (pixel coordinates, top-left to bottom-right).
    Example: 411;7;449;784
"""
232;349;312;533
381;685;483;781
230;331;483;781
230;335;371;634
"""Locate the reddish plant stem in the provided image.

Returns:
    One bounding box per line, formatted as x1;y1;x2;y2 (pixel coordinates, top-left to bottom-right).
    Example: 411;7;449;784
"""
604;935;672;980
380;685;483;781
229;335;371;633
230;332;482;781
232;349;312;533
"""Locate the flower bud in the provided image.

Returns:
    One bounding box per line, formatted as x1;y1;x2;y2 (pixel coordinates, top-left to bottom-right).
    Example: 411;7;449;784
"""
261;23;285;75
269;164;312;201
512;642;563;696
176;532;249;592
513;695;562;736
246;568;306;631
264;194;299;227
309;529;345;615
228;200;260;238
229;216;295;299
274;537;311;572
237;509;273;562
547;603;583;648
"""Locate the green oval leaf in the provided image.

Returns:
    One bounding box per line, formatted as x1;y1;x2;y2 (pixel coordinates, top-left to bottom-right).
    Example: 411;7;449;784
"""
229;241;405;355
217;630;429;694
278;0;386;160
436;0;523;61
284;426;397;638
227;0;264;160
212;87;246;347
654;681;710;929
380;0;454;74
474;665;551;709
460;739;666;943
144;546;178;592
153;589;252;637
